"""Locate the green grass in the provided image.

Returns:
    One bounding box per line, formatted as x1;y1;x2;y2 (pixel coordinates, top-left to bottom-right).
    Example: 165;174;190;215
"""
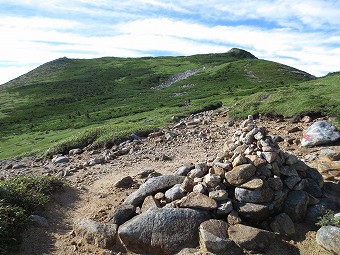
1;48;337;159
0;176;65;254
229;71;340;125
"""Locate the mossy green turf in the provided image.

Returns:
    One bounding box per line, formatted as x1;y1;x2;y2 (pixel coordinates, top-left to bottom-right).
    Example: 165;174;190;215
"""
0;50;338;159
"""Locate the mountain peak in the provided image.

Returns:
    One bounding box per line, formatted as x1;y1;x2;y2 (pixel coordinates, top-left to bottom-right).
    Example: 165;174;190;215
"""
227;48;257;59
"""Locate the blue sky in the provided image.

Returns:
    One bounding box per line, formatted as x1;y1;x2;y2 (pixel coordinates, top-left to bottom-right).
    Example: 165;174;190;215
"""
1;0;340;85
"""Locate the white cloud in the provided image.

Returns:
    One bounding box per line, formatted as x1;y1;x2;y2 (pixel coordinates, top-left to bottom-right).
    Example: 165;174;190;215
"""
0;0;340;85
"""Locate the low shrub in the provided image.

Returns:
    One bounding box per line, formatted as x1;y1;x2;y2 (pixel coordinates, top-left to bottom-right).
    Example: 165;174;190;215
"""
0;176;65;254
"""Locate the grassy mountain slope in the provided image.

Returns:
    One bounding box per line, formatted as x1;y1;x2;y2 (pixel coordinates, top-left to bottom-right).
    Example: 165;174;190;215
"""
1;48;336;159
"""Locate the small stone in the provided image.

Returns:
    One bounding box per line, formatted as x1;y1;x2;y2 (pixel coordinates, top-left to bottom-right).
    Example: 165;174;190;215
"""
165;184;186;202
29;215;49;228
214;162;232;171
232;155;248;167
175;166;191;176
285;154;299;165
69;148;83;155
12;163;27;169
283;175;301;190
268;177;283;190
209;190;228;201
301;115;312;123
53;156;69;164
262;146;273;152
288;126;302;133
181;177;195;192
304;178;323;198
193;183;206;193
154;192;164;200
321;149;340;161
227;210;242;225
203;173;221;187
188;165;207;178
141;195;161;212
279;166;299;176
180;192;217;210
262;152;277;163
306;168;324;187
239;178;264;189
88;156;105;166
114;176;134;188
123;175;185;207
225;164;256;186
216;199;233;215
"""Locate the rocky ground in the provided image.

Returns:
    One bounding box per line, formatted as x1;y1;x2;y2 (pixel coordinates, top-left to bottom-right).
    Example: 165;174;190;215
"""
1;108;339;255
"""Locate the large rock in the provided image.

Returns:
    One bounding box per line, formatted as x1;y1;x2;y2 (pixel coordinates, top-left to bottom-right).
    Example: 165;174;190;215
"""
180;192;217;210
123;175;185;206
225;164;256;186
316;226;340;254
301;121;340;147
118;208;209;255
199;219;241;254
228;224;275;253
74;219;117;248
284;190;309;222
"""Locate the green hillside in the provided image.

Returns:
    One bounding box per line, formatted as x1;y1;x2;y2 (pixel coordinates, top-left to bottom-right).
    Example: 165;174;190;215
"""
1;48;337;159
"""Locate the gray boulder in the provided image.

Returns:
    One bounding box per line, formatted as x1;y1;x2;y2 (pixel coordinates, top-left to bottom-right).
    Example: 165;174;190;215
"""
123;175;185;206
316;226;340;254
118;208;209;255
301;121;340;147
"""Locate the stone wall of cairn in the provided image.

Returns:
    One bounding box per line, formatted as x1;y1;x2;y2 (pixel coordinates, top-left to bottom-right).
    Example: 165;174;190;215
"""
159;115;323;225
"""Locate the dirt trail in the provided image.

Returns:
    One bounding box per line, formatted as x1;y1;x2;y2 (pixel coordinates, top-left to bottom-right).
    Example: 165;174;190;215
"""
2;109;338;255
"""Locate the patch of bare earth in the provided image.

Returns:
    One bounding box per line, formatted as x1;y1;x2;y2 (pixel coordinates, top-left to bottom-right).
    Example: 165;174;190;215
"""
2;109;338;255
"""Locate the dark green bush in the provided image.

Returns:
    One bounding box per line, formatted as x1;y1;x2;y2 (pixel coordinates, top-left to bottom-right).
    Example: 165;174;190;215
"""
0;176;65;254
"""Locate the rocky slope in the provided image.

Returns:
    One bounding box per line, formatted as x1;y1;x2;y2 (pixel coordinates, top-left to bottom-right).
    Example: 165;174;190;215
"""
0;108;339;254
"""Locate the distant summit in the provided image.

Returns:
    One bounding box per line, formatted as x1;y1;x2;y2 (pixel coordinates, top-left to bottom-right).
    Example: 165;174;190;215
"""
227;48;257;59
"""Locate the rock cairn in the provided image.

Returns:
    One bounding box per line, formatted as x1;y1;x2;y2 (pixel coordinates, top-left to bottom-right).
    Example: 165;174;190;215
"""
76;116;326;254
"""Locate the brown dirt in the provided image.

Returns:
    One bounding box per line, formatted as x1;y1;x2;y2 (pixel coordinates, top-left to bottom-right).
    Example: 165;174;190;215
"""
2;109;339;255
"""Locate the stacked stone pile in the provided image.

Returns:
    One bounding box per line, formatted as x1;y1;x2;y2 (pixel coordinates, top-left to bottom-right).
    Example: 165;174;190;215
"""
75;116;327;254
